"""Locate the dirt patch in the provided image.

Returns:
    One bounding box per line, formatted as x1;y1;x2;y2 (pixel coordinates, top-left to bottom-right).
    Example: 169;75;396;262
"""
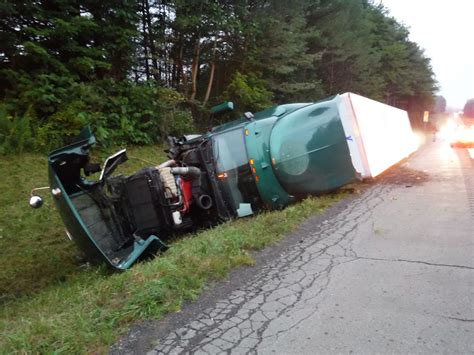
377;165;431;186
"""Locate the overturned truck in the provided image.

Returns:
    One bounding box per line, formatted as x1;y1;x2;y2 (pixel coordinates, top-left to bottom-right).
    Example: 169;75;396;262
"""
33;93;418;269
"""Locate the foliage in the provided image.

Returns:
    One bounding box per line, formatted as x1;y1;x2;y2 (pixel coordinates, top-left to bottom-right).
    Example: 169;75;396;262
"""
221;71;273;115
249;0;325;102
308;0;384;99
0;104;34;154
1;79;193;152
0;0;438;153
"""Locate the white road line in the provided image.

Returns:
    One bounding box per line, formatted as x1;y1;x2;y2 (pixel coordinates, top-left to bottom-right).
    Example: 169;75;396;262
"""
468;148;474;159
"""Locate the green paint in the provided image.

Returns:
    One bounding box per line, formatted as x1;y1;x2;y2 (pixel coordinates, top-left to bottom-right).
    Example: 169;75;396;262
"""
47;127;166;270
270;98;356;196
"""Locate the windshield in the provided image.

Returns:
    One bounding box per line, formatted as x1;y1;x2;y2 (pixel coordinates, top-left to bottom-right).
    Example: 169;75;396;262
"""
213;129;248;172
212;129;262;215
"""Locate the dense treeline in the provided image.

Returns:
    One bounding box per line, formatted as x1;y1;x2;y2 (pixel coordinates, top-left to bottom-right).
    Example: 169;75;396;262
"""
0;0;437;153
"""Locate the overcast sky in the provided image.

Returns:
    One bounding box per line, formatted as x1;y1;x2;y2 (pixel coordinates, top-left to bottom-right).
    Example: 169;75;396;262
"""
381;0;474;109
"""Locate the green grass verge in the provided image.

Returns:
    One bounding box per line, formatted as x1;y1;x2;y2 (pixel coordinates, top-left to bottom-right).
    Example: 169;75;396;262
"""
0;147;346;353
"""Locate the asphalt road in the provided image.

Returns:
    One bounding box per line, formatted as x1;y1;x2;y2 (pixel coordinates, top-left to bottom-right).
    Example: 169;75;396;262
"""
114;141;474;354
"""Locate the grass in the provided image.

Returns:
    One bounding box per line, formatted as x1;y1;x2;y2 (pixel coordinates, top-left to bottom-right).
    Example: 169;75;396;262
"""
0;146;347;353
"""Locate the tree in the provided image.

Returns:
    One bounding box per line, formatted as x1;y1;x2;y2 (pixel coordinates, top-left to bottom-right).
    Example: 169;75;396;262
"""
464;99;474;118
434;96;447;113
308;0;383;99
221;71;273;116
0;0;439;152
249;0;323;102
0;0;140;112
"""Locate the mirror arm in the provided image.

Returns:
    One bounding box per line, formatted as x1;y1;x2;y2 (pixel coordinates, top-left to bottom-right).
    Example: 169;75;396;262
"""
30;186;51;197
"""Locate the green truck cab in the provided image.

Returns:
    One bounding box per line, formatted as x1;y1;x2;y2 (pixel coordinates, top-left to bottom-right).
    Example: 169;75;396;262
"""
46;127;167;269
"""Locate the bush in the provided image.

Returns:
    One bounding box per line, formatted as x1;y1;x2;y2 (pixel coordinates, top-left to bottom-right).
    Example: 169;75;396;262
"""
1;79;194;153
0;104;35;155
36;102;88;150
221;71;273;116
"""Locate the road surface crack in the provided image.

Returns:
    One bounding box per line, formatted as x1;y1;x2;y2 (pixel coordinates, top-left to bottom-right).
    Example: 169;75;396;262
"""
445;317;474;322
351;255;474;270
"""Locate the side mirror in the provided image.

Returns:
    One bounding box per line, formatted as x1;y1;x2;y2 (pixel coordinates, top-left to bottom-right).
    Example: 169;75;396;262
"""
28;186;50;208
29;195;44;208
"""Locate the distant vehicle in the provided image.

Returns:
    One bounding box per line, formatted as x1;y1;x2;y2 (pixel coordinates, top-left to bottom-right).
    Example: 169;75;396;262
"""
449;124;474;148
30;93;418;269
440;114;474;148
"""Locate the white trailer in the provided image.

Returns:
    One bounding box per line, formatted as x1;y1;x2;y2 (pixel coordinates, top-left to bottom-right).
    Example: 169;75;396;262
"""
337;92;418;179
